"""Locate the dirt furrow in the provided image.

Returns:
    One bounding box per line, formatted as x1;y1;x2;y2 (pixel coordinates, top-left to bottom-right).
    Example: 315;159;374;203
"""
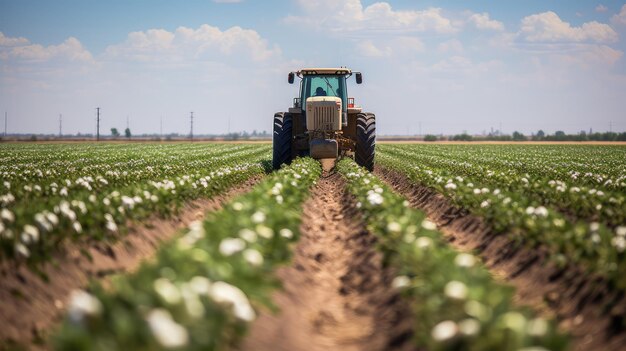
244;171;413;351
0;176;262;350
375;166;626;351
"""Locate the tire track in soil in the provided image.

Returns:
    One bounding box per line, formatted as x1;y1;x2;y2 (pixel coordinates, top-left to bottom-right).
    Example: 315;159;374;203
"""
0;176;263;350
243;170;414;351
375;166;626;351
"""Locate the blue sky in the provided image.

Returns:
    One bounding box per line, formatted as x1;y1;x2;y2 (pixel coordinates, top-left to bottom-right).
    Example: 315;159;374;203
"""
1;0;626;135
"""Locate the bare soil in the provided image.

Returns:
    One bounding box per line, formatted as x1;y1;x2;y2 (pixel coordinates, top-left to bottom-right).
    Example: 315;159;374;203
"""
0;176;261;350
375;166;626;351
243;170;414;351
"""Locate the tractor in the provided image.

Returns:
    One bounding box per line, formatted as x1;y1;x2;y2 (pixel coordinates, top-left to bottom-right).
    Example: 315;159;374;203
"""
272;68;376;171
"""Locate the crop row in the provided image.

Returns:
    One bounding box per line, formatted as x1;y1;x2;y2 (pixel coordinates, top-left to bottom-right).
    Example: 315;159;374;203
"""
377;145;626;289
338;158;568;351
53;157;321;350
0;143;271;266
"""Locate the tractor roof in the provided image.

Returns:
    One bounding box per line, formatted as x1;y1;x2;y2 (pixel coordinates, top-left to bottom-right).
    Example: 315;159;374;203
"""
298;68;352;76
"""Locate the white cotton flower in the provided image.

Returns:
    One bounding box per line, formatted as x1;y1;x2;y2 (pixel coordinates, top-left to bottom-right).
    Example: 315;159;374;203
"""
219;238;246;256
392;275;411;289
106;220;118;233
243;249;264;266
15;243;29;257
502;312;526;331
60;187;68;196
459;318;481;336
590;222;600;232
68;289;103;324
210;281;256;322
73;222;82;234
525;206;535;215
387;222;401;233
473;188;481;195
239;228;258;243
534;206;548;217
367;192;384;205
45;212;59;226
189;276;212;295
454;253;476;268
146;309;189;348
612;236;626;253
616;226;626;237
591;233;601;244
527;318;548;337
279;228;294;239
103;198;111;206
416;236;433;249
21;224;39;243
445;281;468;300
480;200;489;208
256;225;274;239
431;320;458;342
232;202;243;211
421;220;437;231
445;183;457;190
1;208;15;223
153;278;181;305
251;211;266;223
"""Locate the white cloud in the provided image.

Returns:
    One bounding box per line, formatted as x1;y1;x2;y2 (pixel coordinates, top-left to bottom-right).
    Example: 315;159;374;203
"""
357;41;392;57
437;39;464;53
287;0;456;34
0;36;93;63
104;24;280;63
468;12;504;31
612;4;626;25
0;32;30;47
596;4;608;13
520;11;618;43
356;36;423;58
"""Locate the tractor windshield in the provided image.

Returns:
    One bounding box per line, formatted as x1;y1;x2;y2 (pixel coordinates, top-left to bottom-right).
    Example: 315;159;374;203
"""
300;75;347;111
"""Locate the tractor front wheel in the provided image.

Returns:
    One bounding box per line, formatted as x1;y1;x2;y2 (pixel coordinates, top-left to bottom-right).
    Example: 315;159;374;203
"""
355;112;376;171
272;112;293;170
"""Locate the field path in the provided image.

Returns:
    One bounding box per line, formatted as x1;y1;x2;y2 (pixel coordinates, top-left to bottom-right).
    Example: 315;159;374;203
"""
0;176;262;350
243;169;413;351
375;166;626;351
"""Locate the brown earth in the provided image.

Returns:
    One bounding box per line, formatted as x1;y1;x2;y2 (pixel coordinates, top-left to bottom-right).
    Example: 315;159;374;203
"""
375;166;626;351
0;176;261;350
243;169;414;351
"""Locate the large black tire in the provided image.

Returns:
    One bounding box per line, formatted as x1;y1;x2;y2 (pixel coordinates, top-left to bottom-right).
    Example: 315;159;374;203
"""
272;112;292;170
355;112;376;171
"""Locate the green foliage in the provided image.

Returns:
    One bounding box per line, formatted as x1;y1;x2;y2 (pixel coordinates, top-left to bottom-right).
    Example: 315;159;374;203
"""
377;144;626;288
125;128;131;139
53;157;321;350
0;143;271;266
111;128;120;138
338;158;568;351
424;134;438;142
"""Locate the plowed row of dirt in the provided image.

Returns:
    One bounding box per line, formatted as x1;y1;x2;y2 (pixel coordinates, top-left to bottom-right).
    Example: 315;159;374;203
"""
375;166;626;351
244;171;413;351
0;176;262;350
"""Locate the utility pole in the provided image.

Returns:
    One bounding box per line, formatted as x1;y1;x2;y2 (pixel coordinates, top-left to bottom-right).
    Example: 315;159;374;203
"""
609;121;613;133
59;114;62;138
126;115;129;130
4;112;6;137
419;121;422;136
160;116;163;139
190;111;194;141
96;107;100;141
228;117;231;134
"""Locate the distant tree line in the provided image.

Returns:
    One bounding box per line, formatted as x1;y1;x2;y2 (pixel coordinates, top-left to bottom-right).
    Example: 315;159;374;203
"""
436;130;626;142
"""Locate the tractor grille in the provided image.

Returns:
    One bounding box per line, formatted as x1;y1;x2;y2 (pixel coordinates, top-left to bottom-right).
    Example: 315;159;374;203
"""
307;102;341;131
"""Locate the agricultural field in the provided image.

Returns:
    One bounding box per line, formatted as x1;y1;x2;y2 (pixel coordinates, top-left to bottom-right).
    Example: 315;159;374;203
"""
0;142;625;351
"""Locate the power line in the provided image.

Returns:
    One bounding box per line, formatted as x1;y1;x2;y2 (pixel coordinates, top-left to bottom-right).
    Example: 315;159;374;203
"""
4;112;6;137
96;107;101;141
59;114;62;138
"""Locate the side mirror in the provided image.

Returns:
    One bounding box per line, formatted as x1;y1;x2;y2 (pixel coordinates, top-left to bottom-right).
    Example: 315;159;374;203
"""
355;72;363;84
288;72;295;84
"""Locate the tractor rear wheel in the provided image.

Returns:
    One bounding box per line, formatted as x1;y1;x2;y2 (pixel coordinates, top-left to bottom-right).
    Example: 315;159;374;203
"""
272;112;293;170
355;112;376;171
